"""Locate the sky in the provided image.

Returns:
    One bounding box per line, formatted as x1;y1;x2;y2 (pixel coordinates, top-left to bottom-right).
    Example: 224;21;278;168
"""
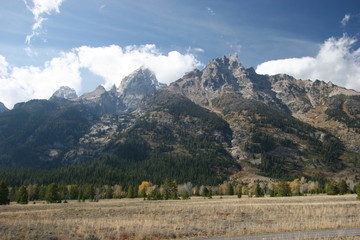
0;0;360;108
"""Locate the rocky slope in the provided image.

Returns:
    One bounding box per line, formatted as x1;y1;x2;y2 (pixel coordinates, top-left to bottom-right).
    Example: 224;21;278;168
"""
170;54;360;180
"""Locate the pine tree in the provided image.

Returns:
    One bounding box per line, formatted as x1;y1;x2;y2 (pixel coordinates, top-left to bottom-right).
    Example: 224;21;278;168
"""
237;185;242;198
277;181;291;197
202;187;209;197
338;180;348;195
45;183;61;203
326;180;339;195
355;181;360;200
227;183;234;195
254;183;264;197
181;191;190;200
127;185;136;198
16;186;28;204
0;181;9;205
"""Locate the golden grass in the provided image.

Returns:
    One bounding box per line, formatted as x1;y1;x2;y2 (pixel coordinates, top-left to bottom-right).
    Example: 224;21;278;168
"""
0;195;359;240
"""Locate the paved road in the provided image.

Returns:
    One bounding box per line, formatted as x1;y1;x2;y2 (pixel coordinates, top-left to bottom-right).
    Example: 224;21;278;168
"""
193;228;360;240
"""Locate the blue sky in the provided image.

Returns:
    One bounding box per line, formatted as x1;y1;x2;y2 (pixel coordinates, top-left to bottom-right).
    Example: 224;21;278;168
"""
0;0;360;108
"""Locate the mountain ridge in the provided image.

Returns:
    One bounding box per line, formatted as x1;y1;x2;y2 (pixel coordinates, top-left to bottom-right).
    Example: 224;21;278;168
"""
0;55;359;185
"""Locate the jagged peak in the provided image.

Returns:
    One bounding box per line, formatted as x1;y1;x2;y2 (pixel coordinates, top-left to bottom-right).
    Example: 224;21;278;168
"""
118;66;166;94
95;85;106;91
50;86;78;100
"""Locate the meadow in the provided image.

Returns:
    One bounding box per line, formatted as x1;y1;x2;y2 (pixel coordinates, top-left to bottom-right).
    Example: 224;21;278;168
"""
0;195;359;240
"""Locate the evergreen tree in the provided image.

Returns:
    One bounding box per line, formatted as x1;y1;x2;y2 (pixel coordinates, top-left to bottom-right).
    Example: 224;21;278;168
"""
181;191;190;200
254;183;264;197
338;180;349;195
78;188;85;202
147;186;162;200
237;185;242;198
170;181;179;200
38;185;47;200
85;184;96;201
45;183;61;203
227;183;234;195
162;179;172;200
276;181;291;197
69;185;79;200
16;186;28;204
127;185;136;198
355;181;360;200
202;187;209;197
326;180;339;195
0;181;9;205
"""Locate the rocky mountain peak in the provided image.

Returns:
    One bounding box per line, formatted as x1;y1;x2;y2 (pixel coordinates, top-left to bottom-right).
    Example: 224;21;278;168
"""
0;102;8;112
118;67;166;94
117;67;167;110
50;86;78;101
79;85;106;101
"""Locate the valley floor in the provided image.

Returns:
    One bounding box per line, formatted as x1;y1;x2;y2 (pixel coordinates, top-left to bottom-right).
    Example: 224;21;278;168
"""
0;195;359;240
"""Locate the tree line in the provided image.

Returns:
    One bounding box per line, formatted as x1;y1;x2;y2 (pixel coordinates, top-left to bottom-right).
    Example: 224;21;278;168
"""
1;178;360;205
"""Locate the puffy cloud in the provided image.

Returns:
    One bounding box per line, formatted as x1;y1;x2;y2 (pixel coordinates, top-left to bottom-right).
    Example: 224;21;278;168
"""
341;14;351;27
0;44;202;109
77;44;202;88
0;52;81;109
256;35;360;91
24;0;66;45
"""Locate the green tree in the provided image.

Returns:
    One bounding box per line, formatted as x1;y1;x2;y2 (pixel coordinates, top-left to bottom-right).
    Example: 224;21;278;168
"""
0;181;9;205
45;183;61;203
237;185;242;198
277;181;291;197
355;181;360;200
84;184;96;201
202;187;209;197
38;185;47;200
16;186;28;204
255;183;264;197
181;191;190;200
326;180;339;195
227;183;234;195
338;180;349;195
127;185;136;198
69;185;79;200
147;186;162;200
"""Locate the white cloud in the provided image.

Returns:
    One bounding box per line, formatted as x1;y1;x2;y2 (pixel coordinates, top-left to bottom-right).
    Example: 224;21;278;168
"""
207;7;215;15
194;48;205;53
256;35;360;91
341;14;351;27
0;44;202;109
24;0;66;47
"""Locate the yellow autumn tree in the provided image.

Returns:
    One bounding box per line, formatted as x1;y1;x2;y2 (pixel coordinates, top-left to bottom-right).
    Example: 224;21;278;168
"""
138;181;152;196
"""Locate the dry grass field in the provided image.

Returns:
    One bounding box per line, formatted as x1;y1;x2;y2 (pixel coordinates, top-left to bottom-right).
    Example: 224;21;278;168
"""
0;195;359;240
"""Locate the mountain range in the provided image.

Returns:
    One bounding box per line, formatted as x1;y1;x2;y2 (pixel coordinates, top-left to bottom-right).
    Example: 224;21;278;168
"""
0;54;359;185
